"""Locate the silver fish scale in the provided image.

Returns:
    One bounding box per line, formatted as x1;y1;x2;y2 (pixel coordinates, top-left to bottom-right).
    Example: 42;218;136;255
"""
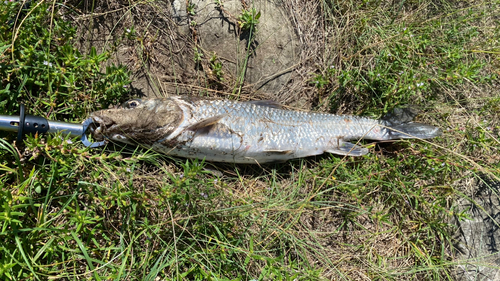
159;99;387;163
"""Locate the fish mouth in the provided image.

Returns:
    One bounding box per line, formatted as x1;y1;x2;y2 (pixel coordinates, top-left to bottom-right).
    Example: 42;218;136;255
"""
89;115;117;141
89;115;133;144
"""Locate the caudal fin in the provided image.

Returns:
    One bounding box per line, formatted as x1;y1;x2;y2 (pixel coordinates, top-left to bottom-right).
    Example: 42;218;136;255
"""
382;107;442;140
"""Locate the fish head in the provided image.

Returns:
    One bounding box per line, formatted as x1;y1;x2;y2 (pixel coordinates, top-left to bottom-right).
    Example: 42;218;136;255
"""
89;98;183;145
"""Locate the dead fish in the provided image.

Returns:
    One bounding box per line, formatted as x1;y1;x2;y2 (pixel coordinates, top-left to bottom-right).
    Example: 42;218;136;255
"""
89;96;441;164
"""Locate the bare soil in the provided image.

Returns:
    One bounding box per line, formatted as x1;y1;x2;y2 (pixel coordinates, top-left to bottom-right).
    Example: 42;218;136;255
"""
69;0;325;109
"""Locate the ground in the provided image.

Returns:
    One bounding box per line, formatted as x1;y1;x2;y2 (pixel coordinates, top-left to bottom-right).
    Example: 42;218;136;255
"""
0;0;499;280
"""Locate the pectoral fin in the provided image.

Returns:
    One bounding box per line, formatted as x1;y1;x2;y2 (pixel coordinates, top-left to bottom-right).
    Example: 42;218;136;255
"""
188;115;227;131
326;142;369;156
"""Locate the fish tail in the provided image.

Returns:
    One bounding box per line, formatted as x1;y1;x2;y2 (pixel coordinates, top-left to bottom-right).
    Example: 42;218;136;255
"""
381;107;442;140
385;122;442;139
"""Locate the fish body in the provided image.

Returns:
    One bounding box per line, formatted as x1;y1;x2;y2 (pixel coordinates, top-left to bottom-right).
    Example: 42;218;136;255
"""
90;96;441;164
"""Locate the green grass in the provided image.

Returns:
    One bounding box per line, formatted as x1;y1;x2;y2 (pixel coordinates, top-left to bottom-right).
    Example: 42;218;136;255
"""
0;1;130;119
1;0;500;280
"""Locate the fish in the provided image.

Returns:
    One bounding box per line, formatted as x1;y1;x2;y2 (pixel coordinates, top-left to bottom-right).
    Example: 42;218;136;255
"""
89;95;442;164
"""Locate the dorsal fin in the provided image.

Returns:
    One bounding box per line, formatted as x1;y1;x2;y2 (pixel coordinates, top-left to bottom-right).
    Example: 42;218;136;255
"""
245;100;282;109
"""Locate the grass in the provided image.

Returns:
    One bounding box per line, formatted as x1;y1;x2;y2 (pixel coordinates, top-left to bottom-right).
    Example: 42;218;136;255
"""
0;0;499;280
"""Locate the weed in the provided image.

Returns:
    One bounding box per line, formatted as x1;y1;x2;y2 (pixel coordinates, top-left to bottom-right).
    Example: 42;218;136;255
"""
124;26;136;40
193;48;204;70
210;53;224;81
187;1;197;16
238;8;261;33
234;7;261;97
0;1;130;120
214;0;223;8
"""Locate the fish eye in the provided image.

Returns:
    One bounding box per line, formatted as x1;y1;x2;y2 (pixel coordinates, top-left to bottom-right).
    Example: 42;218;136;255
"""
121;99;141;109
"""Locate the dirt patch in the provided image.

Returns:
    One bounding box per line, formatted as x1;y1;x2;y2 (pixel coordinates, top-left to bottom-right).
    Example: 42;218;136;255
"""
177;0;299;93
68;0;325;108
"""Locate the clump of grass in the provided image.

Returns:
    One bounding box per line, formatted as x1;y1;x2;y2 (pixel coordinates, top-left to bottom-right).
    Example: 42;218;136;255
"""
0;1;130;119
315;0;498;117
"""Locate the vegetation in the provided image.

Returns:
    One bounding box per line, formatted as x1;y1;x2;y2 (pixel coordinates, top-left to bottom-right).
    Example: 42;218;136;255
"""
0;0;499;280
0;1;130;119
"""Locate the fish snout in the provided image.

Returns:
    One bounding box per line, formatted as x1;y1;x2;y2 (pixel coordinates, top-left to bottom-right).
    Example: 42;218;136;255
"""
91;112;116;127
89;113;117;140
